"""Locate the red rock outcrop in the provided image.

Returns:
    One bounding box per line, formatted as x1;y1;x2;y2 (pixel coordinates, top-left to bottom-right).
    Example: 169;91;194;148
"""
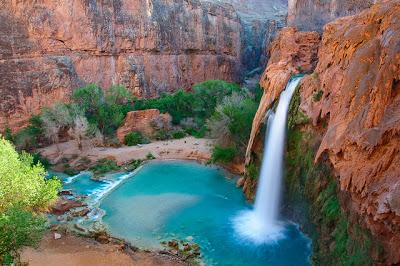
288;0;375;31
245;27;320;165
116;109;171;143
299;1;400;262
0;0;287;132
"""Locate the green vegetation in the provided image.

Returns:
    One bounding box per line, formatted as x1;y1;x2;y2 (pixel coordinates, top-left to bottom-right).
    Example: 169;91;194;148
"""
0;138;61;264
70;84;133;137
134;80;240;128
126;159;143;172
10;84;134;151
208;91;259;156
0;207;47;265
153;129;170;140
211;146;236;163
171;130;186;139
146;153;155;160
124;131;146;146
11;116;44;151
313;90;323;102
247;162;260;180
90;158;120;175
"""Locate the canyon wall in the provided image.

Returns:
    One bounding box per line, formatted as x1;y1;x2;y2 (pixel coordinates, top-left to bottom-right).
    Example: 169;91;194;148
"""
0;0;286;132
288;0;376;31
246;1;400;263
300;1;400;262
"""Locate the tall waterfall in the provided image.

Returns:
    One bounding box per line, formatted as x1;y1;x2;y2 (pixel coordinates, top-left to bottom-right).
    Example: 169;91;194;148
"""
233;76;303;244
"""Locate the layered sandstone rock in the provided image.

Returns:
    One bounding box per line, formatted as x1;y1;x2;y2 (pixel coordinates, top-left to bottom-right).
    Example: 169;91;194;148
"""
245;27;320;165
288;0;375;31
116;109;171;143
0;0;286;132
299;1;400;262
247;1;399;263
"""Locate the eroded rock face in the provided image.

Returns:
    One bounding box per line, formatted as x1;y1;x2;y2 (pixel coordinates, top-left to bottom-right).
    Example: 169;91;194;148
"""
116;109;171;143
245;27;320;165
0;0;286;132
247;1;399;263
288;0;375;31
300;1;400;262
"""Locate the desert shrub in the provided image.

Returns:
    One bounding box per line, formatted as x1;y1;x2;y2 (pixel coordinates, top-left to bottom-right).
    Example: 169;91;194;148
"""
31;84;134;147
124;132;145;146
154;129;170;140
172;130;186;139
211;146;236;163
146;153;155;160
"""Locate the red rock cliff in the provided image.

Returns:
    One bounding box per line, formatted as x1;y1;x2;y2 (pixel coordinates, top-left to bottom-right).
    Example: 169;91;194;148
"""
0;0;286;132
300;1;400;262
288;0;375;31
247;1;400;263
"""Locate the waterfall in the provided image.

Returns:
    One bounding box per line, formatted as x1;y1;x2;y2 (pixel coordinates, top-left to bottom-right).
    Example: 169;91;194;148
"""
233;76;303;244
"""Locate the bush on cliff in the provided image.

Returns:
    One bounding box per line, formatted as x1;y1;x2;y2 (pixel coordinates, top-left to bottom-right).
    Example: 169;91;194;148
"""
0;137;61;263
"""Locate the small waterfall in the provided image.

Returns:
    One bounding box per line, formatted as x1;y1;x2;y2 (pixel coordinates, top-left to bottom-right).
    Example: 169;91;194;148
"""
233;76;303;244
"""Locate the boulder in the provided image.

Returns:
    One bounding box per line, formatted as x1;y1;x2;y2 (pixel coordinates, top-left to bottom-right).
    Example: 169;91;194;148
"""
54;233;62;240
116;109;172;143
51;198;86;215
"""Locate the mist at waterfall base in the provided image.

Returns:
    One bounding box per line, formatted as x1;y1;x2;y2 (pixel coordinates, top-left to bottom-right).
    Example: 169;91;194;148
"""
233;77;303;244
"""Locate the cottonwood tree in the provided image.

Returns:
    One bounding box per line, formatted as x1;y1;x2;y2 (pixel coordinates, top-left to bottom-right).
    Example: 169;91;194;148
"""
0;138;61;264
68;116;89;151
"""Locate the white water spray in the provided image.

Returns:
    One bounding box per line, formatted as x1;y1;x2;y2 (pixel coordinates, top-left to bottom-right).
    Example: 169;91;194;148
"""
233;76;303;244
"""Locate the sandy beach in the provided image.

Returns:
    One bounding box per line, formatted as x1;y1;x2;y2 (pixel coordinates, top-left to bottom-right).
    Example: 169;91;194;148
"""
40;137;214;165
21;233;186;266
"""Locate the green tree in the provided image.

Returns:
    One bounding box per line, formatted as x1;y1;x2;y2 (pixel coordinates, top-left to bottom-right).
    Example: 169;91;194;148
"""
0;137;61;263
72;84;104;115
0;138;61;211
